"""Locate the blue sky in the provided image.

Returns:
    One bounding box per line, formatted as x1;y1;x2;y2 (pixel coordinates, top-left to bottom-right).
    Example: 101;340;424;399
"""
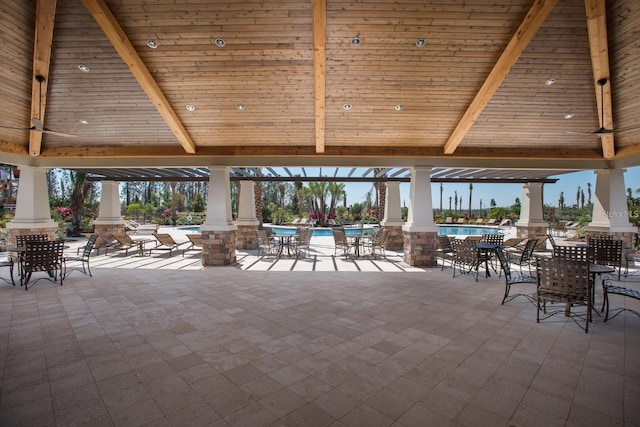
340;166;640;210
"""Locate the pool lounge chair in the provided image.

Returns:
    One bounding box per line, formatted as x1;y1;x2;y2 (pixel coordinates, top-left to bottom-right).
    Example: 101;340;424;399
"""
445;217;454;224
476;218;484;224
457;217;465;224
149;233;189;257
111;233;153;256
185;234;204;252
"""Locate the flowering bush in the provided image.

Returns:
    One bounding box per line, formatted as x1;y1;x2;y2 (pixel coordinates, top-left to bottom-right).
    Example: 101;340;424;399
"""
54;206;72;222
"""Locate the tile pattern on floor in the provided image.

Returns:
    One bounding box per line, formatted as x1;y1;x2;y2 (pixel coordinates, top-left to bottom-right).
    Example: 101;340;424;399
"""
1;233;639;426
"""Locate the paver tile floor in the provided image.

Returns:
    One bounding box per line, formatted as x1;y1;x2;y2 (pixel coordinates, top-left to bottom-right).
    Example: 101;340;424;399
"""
1;232;639;426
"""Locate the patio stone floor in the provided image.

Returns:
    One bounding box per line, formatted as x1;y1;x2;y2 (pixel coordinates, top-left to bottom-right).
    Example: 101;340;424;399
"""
0;231;639;426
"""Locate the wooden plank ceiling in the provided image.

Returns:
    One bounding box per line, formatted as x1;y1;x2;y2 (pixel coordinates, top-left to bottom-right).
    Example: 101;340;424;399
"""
0;0;639;170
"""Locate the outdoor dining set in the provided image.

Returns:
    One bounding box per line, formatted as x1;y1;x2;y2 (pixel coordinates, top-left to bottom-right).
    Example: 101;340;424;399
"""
438;233;640;333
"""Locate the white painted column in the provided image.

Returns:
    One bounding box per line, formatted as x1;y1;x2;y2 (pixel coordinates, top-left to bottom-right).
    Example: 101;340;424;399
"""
6;166;56;230
587;169;636;233
380;181;404;227
235;180;259;226
93;181;123;224
515;182;546;228
402;167;437;233
202;166;236;231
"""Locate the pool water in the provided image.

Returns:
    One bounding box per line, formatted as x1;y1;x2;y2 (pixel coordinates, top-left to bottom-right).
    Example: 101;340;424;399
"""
181;224;500;236
438;225;501;236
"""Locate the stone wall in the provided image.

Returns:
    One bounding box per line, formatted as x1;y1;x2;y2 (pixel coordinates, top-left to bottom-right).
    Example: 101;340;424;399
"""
202;230;237;266
403;231;438;267
94;223;124;240
516;225;549;249
587;230;637;250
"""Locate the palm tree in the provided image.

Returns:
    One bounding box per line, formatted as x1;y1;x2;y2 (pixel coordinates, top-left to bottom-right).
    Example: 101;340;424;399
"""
454;190;458;211
327;182;345;219
558;191;564;210
576;186;581;208
439;182;443;212
449;196;452;210
468;182;473;215
587;182;592;205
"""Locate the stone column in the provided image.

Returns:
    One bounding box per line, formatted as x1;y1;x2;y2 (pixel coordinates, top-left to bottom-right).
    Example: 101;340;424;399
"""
6;166;57;244
201;166;237;266
93;180;124;239
515;182;548;244
235;180;259;249
402;167;438;267
380;181;404;250
586;169;638;248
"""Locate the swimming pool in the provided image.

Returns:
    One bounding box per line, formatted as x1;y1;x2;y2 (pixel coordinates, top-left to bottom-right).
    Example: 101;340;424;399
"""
181;224;500;236
438;225;501;236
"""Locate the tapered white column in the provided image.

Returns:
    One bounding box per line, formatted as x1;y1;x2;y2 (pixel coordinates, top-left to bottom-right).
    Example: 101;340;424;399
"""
94;181;123;223
236;180;259;226
587;169;636;233
202;166;236;231
515;183;546;227
7;166;56;229
403;167;437;233
402;167;438;266
381;181;403;227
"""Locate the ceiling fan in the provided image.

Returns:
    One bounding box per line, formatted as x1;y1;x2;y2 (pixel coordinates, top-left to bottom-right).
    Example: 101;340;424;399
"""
0;75;77;138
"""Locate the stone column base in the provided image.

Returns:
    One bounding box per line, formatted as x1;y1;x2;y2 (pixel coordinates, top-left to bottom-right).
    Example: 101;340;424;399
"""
383;225;404;251
236;225;259;250
94;223;125;240
202;230;237;266
516;225;549;249
8;227;57;246
403;231;438;267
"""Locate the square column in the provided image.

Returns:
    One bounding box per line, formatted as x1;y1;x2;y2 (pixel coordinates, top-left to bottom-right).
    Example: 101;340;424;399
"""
235;180;259;249
515;182;548;243
6;166;57;243
586;169;637;248
380;181;404;250
202;166;237;266
93;180;125;238
402;167;438;266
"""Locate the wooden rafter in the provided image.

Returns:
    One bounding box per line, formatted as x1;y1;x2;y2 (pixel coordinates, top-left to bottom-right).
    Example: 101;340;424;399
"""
29;0;57;157
81;0;197;154
312;0;326;154
585;0;615;159
443;0;559;155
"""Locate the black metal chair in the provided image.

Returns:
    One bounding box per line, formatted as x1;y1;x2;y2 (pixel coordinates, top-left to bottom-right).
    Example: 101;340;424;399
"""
451;239;489;281
536;256;591;333
436;235;455;270
21;239;65;290
495;248;536;305
63;235;98;278
507;238;538;276
0;255;15;286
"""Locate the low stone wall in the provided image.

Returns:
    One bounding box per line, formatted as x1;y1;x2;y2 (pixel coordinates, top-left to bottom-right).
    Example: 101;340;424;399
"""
384;225;404;251
8;227;57;246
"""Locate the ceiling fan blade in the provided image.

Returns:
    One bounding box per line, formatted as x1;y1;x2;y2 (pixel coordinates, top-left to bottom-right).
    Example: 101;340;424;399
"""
41;129;78;138
31;117;77;138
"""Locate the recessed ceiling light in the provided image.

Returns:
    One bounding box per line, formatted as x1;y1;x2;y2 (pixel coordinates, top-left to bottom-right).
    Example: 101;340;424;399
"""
564;112;575;119
146;39;158;49
343;103;352;110
79;119;89;125
186;104;196;111
545;78;556;86
351;37;361;46
236;104;245;111
395;104;404;111
416;38;427;47
215;38;226;47
78;64;90;73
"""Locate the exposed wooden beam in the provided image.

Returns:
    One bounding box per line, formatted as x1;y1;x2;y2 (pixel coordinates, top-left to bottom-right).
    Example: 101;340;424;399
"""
443;0;559;155
37;144;604;161
29;0;57;157
312;0;326;154
81;0;197;154
585;0;615;159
